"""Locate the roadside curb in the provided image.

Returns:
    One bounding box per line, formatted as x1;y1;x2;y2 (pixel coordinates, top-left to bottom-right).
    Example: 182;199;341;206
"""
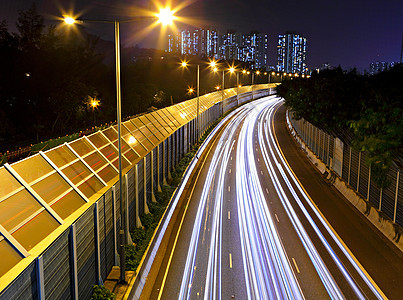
286;111;403;253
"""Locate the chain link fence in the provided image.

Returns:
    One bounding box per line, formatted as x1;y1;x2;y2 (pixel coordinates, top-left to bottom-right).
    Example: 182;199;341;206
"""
288;112;402;227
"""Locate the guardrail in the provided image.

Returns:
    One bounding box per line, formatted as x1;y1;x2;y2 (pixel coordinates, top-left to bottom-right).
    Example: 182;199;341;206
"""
288;112;402;227
0;84;276;300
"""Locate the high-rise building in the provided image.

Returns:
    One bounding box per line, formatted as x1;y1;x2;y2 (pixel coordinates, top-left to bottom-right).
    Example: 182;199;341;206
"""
369;61;389;75
277;32;307;74
167;29;268;68
167;28;219;58
220;31;242;61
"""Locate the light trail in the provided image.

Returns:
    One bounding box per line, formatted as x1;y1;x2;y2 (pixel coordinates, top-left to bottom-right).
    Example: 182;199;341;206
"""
159;95;386;300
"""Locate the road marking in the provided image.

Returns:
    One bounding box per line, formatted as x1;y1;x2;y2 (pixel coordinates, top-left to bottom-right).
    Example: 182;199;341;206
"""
261;170;264;175
257;158;260;162
292;258;300;273
228;211;231;220
229;253;233;268
231;156;232;160
228;186;231;192
275;213;279;223
229;169;232;174
256;147;258;151
266;188;270;194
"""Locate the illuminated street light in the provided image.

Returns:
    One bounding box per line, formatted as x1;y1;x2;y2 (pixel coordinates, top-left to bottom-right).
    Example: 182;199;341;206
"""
63;16;76;24
64;9;175;284
156;7;176;25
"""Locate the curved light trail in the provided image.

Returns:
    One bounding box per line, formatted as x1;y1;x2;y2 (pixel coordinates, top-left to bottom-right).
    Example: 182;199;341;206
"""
157;95;387;300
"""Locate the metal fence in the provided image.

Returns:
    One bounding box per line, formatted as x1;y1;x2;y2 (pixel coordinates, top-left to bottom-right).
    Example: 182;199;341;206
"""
0;85;274;300
288;112;402;227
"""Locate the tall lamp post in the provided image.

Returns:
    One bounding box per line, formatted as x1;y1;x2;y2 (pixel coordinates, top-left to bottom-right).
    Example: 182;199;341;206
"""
181;61;202;140
64;8;175;283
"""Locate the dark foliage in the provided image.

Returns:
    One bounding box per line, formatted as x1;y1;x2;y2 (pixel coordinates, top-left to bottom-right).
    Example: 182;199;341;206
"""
0;6;231;152
277;65;403;187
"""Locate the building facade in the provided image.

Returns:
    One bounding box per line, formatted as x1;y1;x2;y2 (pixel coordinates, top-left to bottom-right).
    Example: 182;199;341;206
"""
168;28;219;58
167;29;269;69
277;32;307;74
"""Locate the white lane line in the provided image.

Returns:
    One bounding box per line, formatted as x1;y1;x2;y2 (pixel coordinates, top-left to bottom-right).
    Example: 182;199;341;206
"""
229;169;232;174
231;156;233;160
266;188;270;194
228;186;231;192
257;158;260;162
228;211;231;220
292;258;300;273
261;170;264;175
275;213;279;223
229;253;233;268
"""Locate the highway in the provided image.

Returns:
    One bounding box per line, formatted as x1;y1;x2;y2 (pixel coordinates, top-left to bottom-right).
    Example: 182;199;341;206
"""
141;96;403;300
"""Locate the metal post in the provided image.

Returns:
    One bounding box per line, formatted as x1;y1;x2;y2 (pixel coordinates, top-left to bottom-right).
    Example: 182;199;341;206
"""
252;73;254;100
236;72;239;106
197;64;200;140
367;165;371;200
357;152;361;192
348;147;352;185
114;20;125;283
393;170;400;223
222;70;225;115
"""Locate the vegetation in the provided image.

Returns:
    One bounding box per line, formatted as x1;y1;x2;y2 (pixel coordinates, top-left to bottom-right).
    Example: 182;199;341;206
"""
0;5;251;153
277;65;403;187
90;285;115;300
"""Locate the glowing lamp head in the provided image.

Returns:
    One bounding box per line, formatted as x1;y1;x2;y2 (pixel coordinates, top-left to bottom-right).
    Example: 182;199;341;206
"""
242;69;247;74
181;61;188;68
213;67;218;72
188;88;194;93
247;71;250;75
215;86;220;90
256;70;260;75
157;8;176;26
210;61;216;68
64;16;76;25
229;67;235;73
272;72;275;75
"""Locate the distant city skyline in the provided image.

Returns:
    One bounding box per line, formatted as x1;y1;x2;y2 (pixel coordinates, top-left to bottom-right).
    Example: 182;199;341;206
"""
0;0;402;72
167;28;268;69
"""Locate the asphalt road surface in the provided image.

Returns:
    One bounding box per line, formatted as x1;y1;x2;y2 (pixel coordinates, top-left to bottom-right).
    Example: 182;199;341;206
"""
141;96;403;300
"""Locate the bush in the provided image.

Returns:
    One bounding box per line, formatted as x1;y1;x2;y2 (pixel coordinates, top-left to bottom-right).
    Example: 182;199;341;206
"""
90;285;115;300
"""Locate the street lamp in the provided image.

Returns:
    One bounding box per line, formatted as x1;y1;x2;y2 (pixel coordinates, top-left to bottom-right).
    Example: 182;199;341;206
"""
64;8;175;283
229;66;240;106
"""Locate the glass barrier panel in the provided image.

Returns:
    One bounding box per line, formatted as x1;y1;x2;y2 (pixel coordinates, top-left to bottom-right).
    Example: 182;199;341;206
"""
78;176;104;198
99;144;118;162
102;127;118;142
12;155;54;184
87;132;109;148
45;146;77;169
12;210;59;251
31;173;73;204
62;161;94;185
69;139;95;157
0;237;23;277
0;190;42;232
50;190;85;220
83;152;108;172
97;165;118;184
0;168;24;198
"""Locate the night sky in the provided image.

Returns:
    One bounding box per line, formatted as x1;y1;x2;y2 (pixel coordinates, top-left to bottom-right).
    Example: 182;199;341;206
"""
0;0;402;71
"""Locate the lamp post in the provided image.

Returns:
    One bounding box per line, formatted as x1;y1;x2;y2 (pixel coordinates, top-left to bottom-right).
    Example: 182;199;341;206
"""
64;8;175;283
181;61;201;140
